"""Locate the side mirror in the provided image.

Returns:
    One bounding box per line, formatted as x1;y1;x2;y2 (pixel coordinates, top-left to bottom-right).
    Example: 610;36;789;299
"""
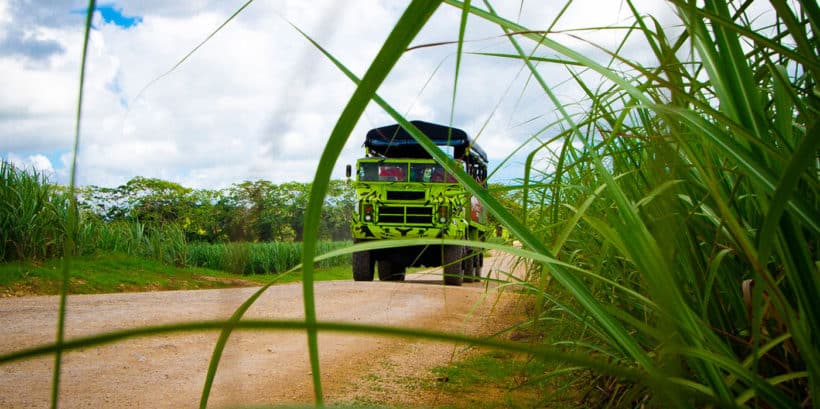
345;164;352;179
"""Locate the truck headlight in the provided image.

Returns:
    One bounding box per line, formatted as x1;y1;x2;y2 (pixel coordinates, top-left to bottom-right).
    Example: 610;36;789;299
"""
363;204;374;222
438;206;448;223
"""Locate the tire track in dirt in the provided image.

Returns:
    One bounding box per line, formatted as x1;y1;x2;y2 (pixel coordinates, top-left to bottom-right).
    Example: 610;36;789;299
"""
0;253;527;408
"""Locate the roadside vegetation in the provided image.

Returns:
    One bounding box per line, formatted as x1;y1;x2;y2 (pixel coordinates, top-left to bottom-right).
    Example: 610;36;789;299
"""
429;351;559;409
0;160;353;293
290;0;817;407
0;254;354;297
1;1;816;409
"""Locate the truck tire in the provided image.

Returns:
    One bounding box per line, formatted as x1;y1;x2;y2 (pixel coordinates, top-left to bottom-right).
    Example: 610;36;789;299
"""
353;251;375;281
472;250;484;279
463;248;477;283
378;258;406;281
475;251;484;278
443;245;463;286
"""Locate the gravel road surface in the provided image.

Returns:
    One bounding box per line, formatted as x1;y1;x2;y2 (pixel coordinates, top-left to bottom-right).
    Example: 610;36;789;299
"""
0;253;525;408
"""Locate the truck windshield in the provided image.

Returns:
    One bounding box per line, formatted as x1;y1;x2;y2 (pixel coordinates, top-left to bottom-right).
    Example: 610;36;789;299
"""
358;162;457;183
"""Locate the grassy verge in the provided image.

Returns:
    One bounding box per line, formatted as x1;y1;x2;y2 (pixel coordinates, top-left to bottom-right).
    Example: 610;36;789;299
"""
425;330;618;409
430;351;625;409
0;253;353;297
428;351;561;409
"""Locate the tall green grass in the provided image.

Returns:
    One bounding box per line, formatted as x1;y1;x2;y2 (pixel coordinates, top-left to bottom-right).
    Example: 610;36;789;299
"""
0;161;68;262
3;1;815;408
438;0;818;406
75;218;188;265
297;0;818;406
187;240;352;275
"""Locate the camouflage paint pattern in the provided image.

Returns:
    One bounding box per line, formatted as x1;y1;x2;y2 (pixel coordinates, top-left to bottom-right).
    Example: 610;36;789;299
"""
350;159;489;242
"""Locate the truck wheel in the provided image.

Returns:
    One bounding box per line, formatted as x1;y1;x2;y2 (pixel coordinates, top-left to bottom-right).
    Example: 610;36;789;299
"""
353;251;375;281
471;250;483;279
463;248;477;283
476;252;484;278
378;258;406;281
443;245;463;286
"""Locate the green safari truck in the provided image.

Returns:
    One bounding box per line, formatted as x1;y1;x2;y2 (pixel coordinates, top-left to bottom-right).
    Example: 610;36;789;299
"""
346;121;491;286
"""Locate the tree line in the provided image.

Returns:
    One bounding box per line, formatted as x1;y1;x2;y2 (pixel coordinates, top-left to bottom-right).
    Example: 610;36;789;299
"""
78;176;355;243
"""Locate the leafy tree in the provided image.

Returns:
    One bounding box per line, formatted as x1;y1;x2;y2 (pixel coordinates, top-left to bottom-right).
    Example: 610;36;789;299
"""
80;177;195;228
183;188;223;242
322;180;354;240
226;180;279;242
275;181;310;241
77;177;355;244
77;185;129;221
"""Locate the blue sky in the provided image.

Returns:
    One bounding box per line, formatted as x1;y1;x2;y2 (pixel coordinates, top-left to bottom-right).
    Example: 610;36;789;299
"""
0;0;679;189
70;3;142;29
95;4;142;28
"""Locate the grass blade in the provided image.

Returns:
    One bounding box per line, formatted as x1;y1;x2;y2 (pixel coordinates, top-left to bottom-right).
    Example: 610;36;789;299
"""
52;1;95;408
293;0;444;404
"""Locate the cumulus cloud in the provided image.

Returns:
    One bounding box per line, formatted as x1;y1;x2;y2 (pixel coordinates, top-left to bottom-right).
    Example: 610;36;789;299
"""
5;152;55;176
1;0;681;189
0;27;65;62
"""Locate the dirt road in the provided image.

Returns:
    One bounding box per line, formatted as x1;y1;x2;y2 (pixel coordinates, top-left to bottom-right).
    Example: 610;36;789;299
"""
0;253;526;408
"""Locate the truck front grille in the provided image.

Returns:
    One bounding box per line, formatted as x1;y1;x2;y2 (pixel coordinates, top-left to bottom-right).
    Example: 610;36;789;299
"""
386;191;425;201
378;206;433;224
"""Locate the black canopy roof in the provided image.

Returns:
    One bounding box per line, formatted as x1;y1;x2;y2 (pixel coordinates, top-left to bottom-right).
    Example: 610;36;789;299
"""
364;120;488;165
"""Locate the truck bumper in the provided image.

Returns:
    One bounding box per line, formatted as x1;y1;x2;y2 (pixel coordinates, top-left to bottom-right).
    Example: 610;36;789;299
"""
351;221;467;241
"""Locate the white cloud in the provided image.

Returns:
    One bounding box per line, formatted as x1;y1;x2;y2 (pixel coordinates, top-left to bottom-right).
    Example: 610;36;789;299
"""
0;1;9;26
1;0;691;190
5;152;55;176
28;153;55;174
